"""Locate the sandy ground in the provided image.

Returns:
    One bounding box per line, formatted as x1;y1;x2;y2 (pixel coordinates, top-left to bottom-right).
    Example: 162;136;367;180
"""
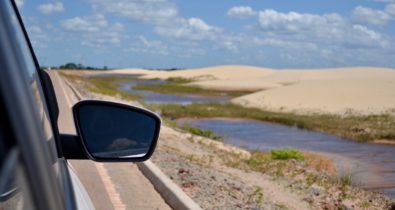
106;66;395;115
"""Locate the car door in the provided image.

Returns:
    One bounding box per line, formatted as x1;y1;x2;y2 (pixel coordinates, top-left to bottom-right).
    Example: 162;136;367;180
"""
0;1;80;209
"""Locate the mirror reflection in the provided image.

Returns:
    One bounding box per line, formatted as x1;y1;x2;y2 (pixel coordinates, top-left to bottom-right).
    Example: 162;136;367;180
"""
77;103;158;159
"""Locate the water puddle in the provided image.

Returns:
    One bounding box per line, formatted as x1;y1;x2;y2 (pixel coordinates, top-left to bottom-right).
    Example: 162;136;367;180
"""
177;118;395;195
119;80;229;105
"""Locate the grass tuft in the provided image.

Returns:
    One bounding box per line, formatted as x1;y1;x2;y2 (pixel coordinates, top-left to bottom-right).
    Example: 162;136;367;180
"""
270;149;304;161
181;125;222;140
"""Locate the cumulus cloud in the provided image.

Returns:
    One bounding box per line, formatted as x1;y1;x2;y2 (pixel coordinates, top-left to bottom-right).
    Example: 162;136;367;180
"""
61;14;124;47
90;0;222;42
386;3;395;15
125;35;169;55
82;31;122;47
227;6;257;18
61;14;107;32
37;2;64;14
90;0;178;25
352;6;392;25
258;10;344;33
27;25;48;48
257;9;388;48
155;17;222;41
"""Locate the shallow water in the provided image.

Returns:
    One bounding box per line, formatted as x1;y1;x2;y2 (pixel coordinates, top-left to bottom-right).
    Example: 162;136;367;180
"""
177;118;395;195
119;80;229;104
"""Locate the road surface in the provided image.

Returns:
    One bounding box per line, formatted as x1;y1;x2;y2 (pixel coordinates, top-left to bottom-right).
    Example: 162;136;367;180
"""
48;71;171;210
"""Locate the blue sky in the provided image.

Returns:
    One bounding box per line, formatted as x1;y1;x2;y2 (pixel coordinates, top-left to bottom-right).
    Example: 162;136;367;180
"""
17;0;395;69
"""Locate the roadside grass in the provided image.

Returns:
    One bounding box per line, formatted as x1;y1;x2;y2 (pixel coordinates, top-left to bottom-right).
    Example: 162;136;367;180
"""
181;125;223;140
59;71;142;101
215;147;355;197
149;102;395;142
134;77;253;97
248;186;264;204
85;76;142;101
339;173;353;199
271;149;304;161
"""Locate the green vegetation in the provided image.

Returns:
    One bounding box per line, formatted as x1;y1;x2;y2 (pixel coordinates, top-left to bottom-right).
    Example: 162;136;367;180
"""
216;148;353;196
271;149;304;161
245;152;269;169
339;174;353;199
166;77;195;83
274;204;288;210
86;76;142;100
60;72;141;101
134;77;252;97
339;174;352;186
248;186;264;204
149;102;395;142
181;125;222;140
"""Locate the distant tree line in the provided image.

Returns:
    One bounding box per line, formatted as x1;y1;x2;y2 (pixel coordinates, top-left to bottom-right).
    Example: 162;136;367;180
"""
144;67;184;71
40;62;184;71
41;62;110;70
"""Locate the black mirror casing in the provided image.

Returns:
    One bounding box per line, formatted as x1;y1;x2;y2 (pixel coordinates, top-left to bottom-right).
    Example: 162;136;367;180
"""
72;100;161;162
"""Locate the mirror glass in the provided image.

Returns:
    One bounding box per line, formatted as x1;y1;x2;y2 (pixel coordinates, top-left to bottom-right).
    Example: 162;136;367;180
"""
76;102;159;159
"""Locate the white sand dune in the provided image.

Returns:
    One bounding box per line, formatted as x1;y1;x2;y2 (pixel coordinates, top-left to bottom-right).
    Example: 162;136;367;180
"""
107;65;395;115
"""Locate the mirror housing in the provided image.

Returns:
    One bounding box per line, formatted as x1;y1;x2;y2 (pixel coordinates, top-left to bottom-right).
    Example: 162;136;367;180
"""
72;100;161;162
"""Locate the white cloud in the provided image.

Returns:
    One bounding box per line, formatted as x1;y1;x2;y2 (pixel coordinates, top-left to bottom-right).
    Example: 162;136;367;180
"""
257;9;389;48
61;14;124;48
258;10;344;33
82;31;122;47
90;0;222;42
125;35;168;55
61;14;107;32
37;2;64;14
352;6;392;25
155;17;222;41
386;4;395;15
15;0;24;8
90;0;178;25
227;6;257;18
27;25;48;48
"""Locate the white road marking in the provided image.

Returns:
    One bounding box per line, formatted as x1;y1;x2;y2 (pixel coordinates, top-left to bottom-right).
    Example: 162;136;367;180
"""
54;72;126;210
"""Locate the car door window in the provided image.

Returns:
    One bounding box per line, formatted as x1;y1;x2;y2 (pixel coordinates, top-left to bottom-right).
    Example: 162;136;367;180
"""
0;1;67;209
8;0;58;168
0;116;35;210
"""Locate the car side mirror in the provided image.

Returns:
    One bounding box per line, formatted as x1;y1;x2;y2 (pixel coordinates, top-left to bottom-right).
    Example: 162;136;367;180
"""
72;100;161;162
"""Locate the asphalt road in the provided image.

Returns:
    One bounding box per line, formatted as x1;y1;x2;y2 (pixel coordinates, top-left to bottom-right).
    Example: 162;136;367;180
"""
48;71;171;210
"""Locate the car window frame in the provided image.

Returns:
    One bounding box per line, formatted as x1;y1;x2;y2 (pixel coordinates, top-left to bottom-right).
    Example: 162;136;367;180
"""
0;1;71;209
